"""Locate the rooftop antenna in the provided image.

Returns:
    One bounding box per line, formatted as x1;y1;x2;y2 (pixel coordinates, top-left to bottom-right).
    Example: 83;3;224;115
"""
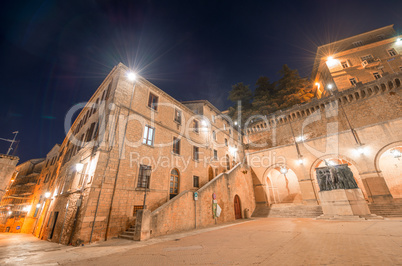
0;131;19;155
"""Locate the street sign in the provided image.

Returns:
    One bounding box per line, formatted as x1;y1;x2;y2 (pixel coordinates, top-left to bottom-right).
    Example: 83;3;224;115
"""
194;192;198;201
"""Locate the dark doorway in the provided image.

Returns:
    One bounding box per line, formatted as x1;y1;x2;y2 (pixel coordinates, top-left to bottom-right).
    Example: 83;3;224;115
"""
208;167;214;181
49;211;59;239
234;195;242;219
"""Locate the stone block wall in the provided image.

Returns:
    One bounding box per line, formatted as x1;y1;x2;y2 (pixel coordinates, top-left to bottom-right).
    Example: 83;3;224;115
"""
150;163;255;237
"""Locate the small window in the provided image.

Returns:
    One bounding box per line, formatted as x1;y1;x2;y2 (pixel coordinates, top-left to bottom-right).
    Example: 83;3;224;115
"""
229;129;232;135
373;72;381;80
214;149;218;160
212;131;216;141
388;48;397;57
193;176;199;188
353;41;363;47
142;125;155;146
174;109;182;124
148;93;159;111
341;61;349;69
211;115;215;123
172;137;180;155
193;120;199;133
223;124;226;130
137;165;151;188
225;138;228;146
193;146;199;161
399;66;402;72
349;78;357;86
361;55;374;63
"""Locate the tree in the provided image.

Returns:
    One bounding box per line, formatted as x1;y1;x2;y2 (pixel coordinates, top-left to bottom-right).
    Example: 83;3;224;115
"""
252;76;277;115
227;82;253;123
276;64;314;110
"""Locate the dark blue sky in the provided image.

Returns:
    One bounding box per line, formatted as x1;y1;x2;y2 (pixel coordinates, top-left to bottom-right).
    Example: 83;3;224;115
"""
0;0;401;162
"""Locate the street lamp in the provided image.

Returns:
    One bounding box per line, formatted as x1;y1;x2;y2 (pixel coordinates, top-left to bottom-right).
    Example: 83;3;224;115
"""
127;72;137;81
44;192;51;199
76;163;84;172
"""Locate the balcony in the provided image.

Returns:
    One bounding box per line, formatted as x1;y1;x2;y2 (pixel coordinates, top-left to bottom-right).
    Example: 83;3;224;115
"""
361;58;381;68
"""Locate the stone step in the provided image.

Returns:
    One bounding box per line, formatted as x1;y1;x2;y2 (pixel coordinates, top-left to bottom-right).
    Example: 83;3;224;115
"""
119;234;134;240
252;205;323;218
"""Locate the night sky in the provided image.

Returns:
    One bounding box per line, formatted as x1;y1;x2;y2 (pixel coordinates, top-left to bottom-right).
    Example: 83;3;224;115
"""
0;0;401;162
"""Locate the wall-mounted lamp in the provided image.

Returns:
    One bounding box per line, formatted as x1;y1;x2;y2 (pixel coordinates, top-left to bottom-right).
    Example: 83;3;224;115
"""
76;163;84;172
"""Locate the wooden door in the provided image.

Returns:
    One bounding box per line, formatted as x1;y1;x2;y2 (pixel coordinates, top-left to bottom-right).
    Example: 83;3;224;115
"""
234;195;242;219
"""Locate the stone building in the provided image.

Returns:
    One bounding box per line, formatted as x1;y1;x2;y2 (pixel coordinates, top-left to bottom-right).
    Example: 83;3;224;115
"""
33;63;252;245
0;154;19;199
0;158;44;232
21;144;60;236
312;24;402;98
247;26;402;217
3;25;401;244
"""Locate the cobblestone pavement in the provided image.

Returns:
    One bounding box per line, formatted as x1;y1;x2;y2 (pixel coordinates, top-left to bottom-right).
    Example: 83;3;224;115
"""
1;218;402;265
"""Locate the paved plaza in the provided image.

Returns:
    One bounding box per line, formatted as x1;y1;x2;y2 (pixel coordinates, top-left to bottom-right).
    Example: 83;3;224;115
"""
1;217;401;265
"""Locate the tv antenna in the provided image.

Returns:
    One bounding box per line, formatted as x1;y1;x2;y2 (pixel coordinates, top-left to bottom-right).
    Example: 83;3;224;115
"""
0;131;19;155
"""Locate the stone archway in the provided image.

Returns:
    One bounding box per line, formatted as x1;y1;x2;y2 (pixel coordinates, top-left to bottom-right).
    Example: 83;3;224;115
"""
264;165;302;204
376;143;402;198
311;156;368;200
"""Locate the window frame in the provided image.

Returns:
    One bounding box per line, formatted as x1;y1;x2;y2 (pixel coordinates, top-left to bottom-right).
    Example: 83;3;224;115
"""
174;109;182;124
193;146;199;161
137;164;152;189
193;120;199;134
341;61;349;69
373;72;381;80
142;125;155;146
193;175;199;188
172;137;180;155
349;78;357;86
148;92;159;111
387;48;397;57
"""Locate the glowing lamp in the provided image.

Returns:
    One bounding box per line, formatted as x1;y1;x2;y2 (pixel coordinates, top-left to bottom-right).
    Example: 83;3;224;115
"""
76;163;84;172
297;158;303;165
127;72;137;81
45;192;51;198
229;146;238;156
357;146;365;155
390;149;401;159
8;211;12;215
280;167;288;175
295;135;306;142
201;120;208;127
326;56;338;67
397;38;402;44
327;84;333;89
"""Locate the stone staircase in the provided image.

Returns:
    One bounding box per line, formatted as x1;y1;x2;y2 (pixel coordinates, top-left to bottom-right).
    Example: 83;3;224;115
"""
252;203;323;218
368;201;402;217
119;226;135;240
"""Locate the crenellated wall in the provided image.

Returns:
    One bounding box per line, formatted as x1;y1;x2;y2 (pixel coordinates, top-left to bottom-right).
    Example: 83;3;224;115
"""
246;73;402;207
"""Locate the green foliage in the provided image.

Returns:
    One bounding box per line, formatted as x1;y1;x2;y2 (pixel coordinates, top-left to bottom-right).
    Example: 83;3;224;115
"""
227;64;314;123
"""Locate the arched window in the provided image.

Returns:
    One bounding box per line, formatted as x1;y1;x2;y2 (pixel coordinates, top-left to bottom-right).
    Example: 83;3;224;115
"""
170;169;179;199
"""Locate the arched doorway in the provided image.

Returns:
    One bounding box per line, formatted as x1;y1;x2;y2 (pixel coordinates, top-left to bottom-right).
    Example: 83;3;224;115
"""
378;145;402;198
234;195;242;219
265;166;302;204
312;157;368;200
208;167;214;181
170;169;179;199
